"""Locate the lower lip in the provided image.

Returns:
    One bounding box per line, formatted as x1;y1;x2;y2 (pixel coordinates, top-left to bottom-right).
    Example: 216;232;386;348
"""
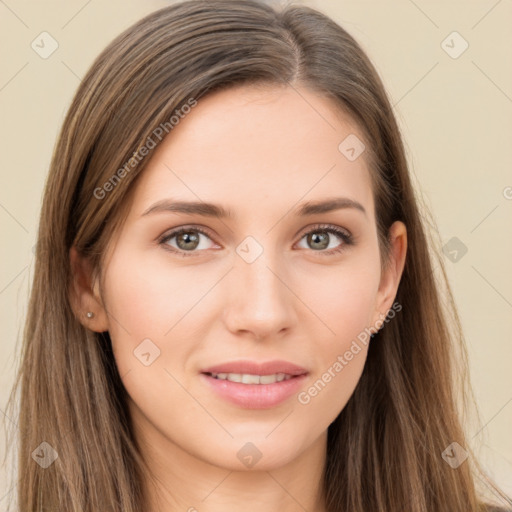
200;373;308;409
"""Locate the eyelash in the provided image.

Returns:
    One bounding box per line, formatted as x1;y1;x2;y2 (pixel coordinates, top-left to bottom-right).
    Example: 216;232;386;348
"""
158;223;354;258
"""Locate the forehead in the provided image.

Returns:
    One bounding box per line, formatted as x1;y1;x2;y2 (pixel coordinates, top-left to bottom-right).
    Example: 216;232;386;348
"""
127;84;375;222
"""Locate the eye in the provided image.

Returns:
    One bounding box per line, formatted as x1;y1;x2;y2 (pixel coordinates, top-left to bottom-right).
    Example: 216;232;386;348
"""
158;223;354;258
296;224;354;255
159;226;218;257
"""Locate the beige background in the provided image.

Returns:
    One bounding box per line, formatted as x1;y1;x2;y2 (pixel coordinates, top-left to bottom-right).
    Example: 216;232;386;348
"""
1;0;511;505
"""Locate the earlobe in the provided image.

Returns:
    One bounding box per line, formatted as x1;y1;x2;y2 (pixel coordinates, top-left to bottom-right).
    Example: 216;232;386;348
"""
371;221;407;330
69;246;109;332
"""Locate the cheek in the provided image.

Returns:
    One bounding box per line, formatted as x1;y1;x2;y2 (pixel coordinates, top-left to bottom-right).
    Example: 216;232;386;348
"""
298;346;368;425
299;310;371;424
100;244;226;391
103;250;171;328
305;256;380;344
298;260;379;415
100;247;201;434
101;245;208;344
100;246;179;378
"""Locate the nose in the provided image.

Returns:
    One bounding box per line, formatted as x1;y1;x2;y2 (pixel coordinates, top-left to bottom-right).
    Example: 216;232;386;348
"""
223;251;298;341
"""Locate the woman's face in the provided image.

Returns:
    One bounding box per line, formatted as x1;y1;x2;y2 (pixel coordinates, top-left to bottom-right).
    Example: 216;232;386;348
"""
87;84;406;471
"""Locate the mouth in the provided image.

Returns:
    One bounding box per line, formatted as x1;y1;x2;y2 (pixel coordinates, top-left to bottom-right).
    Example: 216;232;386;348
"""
199;360;309;409
203;371;301;384
200;359;308;379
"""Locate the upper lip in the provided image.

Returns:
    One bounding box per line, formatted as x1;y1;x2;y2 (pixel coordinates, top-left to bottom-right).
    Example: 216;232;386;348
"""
201;360;308;376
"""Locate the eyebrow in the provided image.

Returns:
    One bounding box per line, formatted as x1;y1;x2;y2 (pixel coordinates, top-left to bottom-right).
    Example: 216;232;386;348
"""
141;196;367;219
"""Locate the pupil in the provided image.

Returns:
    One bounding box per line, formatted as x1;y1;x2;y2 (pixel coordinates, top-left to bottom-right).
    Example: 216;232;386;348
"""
309;232;328;250
178;232;199;250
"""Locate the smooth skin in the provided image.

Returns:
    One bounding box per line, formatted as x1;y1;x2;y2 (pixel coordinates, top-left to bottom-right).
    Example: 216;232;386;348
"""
71;84;407;512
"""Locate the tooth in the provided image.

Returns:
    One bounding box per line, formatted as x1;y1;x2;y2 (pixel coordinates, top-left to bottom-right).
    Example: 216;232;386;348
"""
242;374;260;384
208;372;296;383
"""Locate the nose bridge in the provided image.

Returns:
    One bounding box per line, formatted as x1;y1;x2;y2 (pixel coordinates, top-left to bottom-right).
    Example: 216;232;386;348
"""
237;243;286;306
224;240;296;337
239;249;282;299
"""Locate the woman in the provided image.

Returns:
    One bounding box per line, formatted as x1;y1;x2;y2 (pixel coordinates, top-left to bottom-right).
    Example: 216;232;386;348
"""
4;0;511;510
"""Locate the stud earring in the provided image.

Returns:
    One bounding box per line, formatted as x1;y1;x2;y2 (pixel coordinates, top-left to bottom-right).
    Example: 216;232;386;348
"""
86;311;94;319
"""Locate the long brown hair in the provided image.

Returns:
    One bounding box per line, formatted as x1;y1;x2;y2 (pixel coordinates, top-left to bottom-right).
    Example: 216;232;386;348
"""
3;1;510;510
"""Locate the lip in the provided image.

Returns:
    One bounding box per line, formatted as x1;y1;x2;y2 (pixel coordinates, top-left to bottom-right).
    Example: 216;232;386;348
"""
200;360;309;409
201;359;308;376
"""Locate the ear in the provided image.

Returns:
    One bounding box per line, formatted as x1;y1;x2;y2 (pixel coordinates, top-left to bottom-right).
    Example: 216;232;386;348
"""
370;220;407;331
69;246;109;332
